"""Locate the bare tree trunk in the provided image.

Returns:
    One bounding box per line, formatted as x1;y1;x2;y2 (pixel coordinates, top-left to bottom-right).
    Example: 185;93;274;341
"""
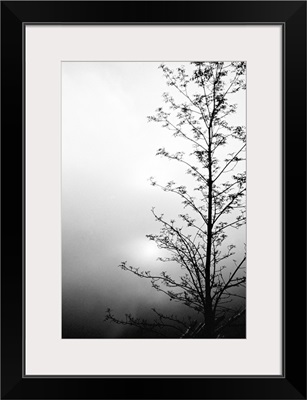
204;127;214;338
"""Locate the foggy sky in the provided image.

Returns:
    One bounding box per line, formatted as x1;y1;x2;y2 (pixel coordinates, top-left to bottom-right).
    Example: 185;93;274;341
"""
62;62;246;338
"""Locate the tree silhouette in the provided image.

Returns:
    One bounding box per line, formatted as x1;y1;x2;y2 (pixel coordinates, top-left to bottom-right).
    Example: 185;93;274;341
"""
106;62;246;338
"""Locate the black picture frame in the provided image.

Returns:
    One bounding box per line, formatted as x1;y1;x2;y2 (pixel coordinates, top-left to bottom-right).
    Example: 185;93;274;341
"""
1;1;306;399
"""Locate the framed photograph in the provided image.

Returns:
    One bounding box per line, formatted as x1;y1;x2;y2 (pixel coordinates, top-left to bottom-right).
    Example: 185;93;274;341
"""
1;1;306;398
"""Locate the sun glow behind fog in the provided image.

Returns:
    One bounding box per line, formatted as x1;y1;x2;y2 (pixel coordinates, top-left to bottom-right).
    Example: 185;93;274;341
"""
138;239;161;261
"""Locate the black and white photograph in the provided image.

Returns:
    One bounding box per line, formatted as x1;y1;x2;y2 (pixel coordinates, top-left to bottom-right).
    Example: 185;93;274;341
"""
62;61;247;339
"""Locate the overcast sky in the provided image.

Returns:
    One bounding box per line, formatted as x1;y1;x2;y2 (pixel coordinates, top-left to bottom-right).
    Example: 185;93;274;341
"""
62;62;246;338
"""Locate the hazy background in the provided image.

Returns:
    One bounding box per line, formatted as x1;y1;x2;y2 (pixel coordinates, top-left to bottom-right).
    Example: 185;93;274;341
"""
62;62;246;338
